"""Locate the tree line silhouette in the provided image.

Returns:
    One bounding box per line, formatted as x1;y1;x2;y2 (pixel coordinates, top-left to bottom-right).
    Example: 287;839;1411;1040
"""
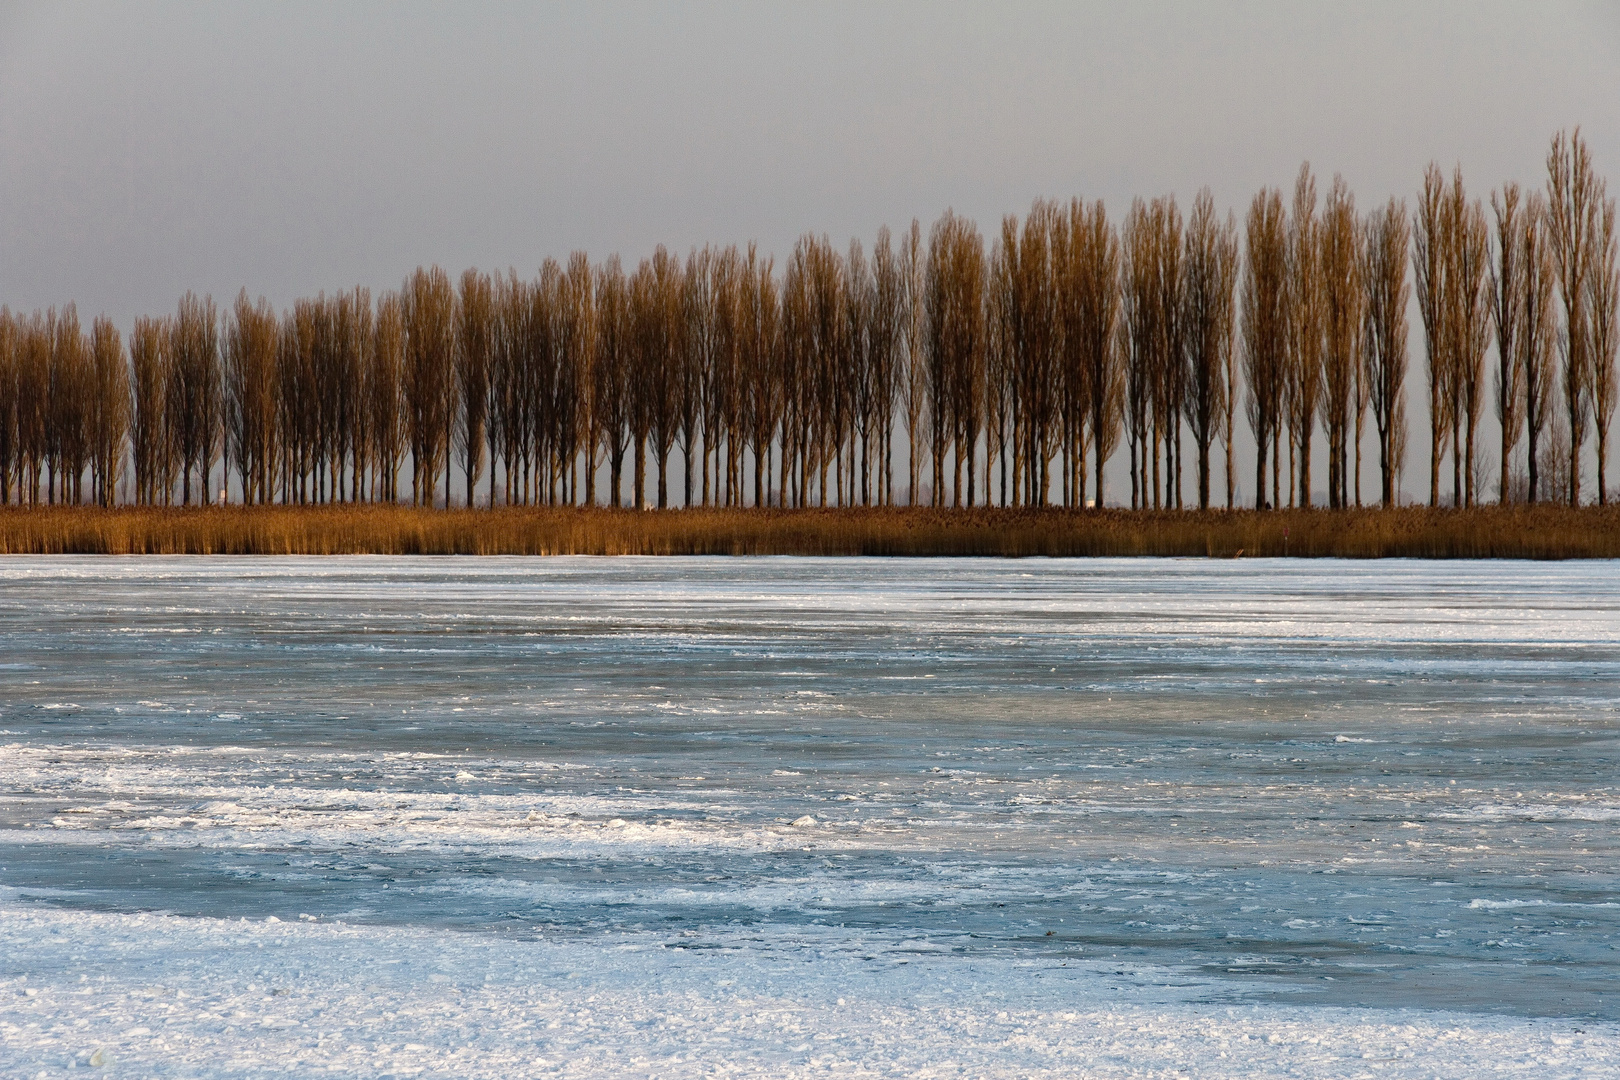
1;131;1615;511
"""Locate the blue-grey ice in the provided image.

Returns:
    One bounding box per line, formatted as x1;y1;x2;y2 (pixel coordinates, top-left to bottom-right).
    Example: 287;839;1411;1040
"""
1;556;1616;1077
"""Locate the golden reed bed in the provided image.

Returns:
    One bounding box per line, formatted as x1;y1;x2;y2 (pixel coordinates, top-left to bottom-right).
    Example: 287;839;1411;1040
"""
0;504;1617;558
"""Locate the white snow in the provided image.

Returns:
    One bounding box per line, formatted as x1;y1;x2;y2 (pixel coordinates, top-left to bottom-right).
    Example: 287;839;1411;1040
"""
1;903;1613;1079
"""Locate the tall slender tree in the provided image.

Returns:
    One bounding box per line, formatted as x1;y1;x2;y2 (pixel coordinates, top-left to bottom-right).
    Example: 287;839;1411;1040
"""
1492;185;1527;503
1362;199;1411;507
629;247;684;509
559;252;595;506
457;269;493;507
986;235;1015;506
595;257;632;507
402;267;457;507
1547;129;1600;505
741;245;781;508
129;317;170;505
1591;193;1618;504
846;239;879;505
16;313;50;503
704;246;741;506
1243;189;1287;509
224;291;279;504
901;221;929;505
0;309;15;504
1153;197;1185;509
1452;176;1492;509
168;293;219;505
371;291;406;503
50;307;91;503
1415;164;1452;506
1284;165;1322;508
681;247;714;507
925;212;985;508
1520;195;1558;504
1183;190;1237;510
870;228;903;507
1319;175;1361;509
1122;200;1156;509
87;316;130;506
1067;199;1122;509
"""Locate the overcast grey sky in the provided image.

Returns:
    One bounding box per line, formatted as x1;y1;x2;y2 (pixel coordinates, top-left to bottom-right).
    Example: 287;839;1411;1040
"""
3;1;1617;331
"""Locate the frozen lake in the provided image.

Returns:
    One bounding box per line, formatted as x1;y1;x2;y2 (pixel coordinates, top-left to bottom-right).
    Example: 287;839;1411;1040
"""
1;555;1617;1077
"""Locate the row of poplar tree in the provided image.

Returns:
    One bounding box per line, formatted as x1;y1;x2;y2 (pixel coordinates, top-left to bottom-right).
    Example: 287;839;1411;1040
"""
0;131;1615;511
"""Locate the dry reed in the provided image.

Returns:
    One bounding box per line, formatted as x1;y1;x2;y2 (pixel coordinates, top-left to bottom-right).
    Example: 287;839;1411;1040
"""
0;504;1616;558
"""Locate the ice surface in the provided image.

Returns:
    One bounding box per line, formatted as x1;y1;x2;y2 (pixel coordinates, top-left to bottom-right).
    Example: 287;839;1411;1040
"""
2;556;1618;1075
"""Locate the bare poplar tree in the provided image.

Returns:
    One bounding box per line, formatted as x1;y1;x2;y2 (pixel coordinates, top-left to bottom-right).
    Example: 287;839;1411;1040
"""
901;220;929;505
35;310;62;502
925;212;985;508
705;246;741;506
0;309;14;504
986;235;1014;505
333;290;364;501
1004;202;1056;506
1319;175;1362;509
1520;195;1558;504
224;291;280;504
628;247;684;509
168;293;219;505
403;267;457;507
780;241;811;508
1183;190;1236;510
780;233;841;507
1285;165;1322;508
1591;193;1618;503
18;312;49;502
528;261;560;504
847;238;878;506
1065;199;1123;509
1547;129;1599;505
1219;222;1239;511
1153;197;1185;510
1362;199;1411;507
44;307;87;501
594;257;632;507
1452;177;1492;508
1415;164;1452;506
1049;211;1077;506
807;235;846;506
129;317;170;505
457;269;493;507
839;240;865;507
1492;185;1527;503
86;315;130;506
741;245;782;507
869;228;903;506
371;291;406;503
1243;189;1288;509
681;247;714;507
351;289;375;502
492;270;532;503
280;303;311;502
50;307;91;503
1122;200;1156;509
559;252;596;506
16;313;50;503
306;296;335;501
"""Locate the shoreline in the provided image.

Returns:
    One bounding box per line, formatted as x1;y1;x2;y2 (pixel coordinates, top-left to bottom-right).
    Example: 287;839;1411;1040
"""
0;504;1616;558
